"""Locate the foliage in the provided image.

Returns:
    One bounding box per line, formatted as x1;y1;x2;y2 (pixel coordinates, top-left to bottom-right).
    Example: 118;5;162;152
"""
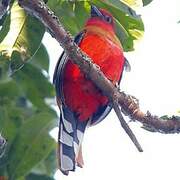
121;0;153;7
0;1;45;73
0;0;153;179
0;43;57;179
142;0;153;6
48;0;144;52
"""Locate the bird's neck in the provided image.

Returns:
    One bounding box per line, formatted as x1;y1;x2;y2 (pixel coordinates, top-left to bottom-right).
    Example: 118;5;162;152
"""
86;18;114;33
85;22;122;48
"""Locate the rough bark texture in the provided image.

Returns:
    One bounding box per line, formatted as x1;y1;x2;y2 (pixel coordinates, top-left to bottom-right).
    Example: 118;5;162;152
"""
17;0;180;137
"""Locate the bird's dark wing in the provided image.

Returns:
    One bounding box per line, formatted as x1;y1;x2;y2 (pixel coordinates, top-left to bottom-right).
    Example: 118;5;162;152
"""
53;30;85;103
124;57;131;72
54;31;89;175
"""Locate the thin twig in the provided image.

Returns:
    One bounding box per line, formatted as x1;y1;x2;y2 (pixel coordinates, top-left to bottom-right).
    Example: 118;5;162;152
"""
113;100;143;152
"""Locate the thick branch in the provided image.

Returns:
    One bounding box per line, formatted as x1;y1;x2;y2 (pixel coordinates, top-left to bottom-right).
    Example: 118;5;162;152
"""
18;0;180;138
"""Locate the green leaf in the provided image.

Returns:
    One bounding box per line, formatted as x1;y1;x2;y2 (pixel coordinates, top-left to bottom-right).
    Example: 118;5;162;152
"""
0;80;20;99
10;50;25;73
43;150;57;177
0;56;11;82
47;1;90;35
26;173;55;180
91;0;144;51
112;0;153;7
120;0;143;8
0;105;22;168
0;103;30;170
13;64;54;108
142;0;153;6
0;14;11;43
31;150;57;177
73;1;90;30
48;1;78;35
7;111;57;179
0;1;45;72
21;64;54;98
160;115;170;120
0;107;18;144
115;19;134;52
30;44;50;72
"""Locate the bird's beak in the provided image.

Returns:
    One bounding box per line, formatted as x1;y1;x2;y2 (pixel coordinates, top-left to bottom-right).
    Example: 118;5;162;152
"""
91;5;103;18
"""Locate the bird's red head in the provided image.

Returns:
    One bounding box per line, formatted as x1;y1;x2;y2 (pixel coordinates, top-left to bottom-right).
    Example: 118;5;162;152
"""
85;5;115;33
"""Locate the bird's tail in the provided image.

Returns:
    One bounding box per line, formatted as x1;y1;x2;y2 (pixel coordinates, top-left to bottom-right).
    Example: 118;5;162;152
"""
57;105;88;175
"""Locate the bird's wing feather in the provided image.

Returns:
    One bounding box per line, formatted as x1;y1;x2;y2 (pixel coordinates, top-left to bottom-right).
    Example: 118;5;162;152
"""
53;30;85;102
54;31;89;175
124;57;131;72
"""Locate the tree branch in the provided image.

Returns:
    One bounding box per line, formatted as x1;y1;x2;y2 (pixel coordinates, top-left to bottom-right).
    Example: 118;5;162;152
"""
17;0;180;150
113;100;143;152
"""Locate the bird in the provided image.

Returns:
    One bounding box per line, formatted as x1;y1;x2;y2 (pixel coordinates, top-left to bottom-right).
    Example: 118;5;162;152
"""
53;5;129;175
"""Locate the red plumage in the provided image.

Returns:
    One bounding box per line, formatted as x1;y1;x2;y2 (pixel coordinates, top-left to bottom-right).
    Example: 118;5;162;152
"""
63;31;124;121
61;8;125;121
54;6;126;174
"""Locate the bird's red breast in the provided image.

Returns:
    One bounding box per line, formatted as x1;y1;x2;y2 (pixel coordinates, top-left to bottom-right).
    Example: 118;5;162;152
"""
62;25;125;121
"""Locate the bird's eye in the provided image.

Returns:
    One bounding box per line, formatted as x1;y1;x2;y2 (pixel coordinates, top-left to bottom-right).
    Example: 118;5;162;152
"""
105;15;112;24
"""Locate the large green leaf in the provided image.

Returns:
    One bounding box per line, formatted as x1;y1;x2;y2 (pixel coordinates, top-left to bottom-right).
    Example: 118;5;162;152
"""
7;111;57;179
26;173;55;180
0;105;22;168
142;0;153;6
73;1;90;30
0;14;10;43
21;64;54;98
0;1;45;72
0;107;18;144
121;0;142;7
30;44;50;72
42;150;57;177
0;56;11;82
0;80;20;99
13;63;54;108
48;1;90;35
30;150;57;177
91;0;144;51
112;0;153;7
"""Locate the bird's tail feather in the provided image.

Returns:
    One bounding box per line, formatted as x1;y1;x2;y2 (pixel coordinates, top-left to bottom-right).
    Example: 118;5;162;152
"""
58;105;88;175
